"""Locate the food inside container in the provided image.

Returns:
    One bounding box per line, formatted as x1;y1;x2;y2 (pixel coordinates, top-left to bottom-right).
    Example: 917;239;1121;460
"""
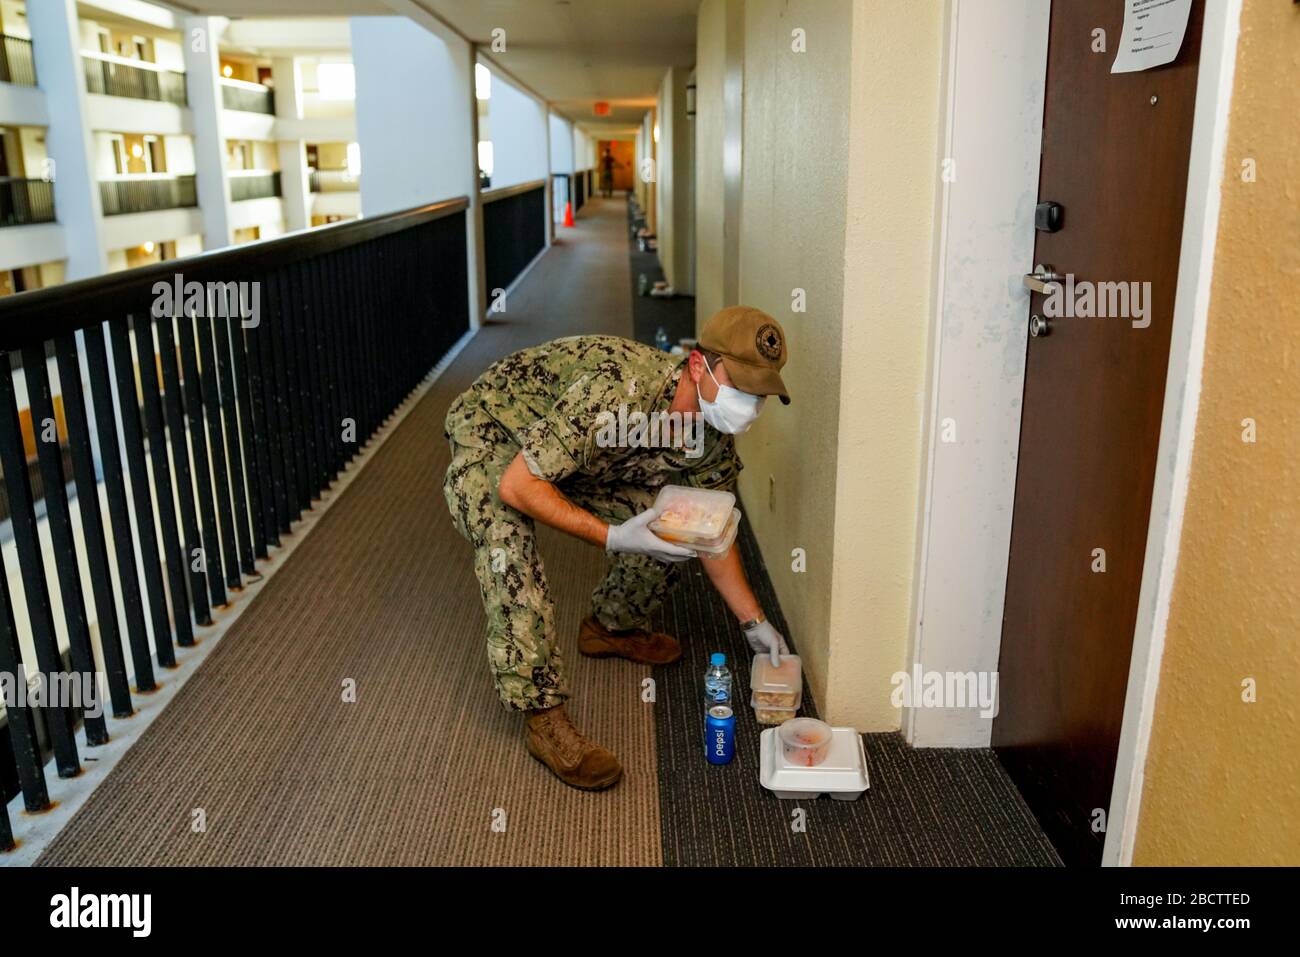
755;707;797;726
778;717;833;767
649;486;736;545
692;508;741;559
749;654;802;710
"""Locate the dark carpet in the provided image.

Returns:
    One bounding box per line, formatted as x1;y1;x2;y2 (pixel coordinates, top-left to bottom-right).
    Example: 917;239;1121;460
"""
626;197;697;348
651;516;1064;867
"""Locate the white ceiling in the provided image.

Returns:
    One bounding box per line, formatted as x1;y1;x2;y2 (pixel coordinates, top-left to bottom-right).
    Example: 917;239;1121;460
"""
154;0;700;136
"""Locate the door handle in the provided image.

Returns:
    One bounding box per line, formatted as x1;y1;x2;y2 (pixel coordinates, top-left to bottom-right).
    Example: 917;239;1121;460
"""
1023;263;1063;294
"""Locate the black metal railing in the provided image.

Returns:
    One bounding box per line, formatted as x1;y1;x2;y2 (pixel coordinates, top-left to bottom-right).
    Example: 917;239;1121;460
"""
221;80;274;115
83;54;187;106
309;169;358;193
482;180;546;302
0;35;36;87
230;171;282;203
0;177;55;227
0;198;471;848
99;175;198;216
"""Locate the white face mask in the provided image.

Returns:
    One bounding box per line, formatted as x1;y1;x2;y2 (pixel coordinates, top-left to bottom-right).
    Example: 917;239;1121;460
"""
696;358;766;434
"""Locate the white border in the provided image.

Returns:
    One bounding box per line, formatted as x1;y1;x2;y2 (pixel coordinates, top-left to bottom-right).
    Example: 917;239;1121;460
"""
1104;0;1242;867
1;327;477;866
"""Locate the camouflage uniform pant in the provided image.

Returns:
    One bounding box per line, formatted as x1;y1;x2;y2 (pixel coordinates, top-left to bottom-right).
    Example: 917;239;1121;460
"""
443;398;680;712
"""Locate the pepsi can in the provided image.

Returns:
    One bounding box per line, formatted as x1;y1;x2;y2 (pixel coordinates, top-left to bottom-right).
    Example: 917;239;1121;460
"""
705;705;735;765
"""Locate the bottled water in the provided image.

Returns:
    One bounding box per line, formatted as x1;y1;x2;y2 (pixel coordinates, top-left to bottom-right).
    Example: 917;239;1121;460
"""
703;653;732;709
655;326;670;351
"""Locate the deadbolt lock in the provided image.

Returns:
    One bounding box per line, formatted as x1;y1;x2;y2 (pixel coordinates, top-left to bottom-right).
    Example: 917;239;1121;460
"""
1030;314;1050;338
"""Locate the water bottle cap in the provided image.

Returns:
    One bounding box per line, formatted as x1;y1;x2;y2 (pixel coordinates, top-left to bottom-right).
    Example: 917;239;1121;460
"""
710;653;726;666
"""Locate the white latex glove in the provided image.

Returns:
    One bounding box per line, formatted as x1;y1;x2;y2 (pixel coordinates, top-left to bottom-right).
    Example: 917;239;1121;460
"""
606;507;695;563
743;619;789;667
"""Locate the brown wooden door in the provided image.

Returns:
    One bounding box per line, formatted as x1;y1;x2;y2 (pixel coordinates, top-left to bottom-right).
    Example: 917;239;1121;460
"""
993;0;1204;867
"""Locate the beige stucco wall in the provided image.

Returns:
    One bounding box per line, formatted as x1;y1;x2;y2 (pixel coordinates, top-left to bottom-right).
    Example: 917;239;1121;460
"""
1134;0;1300;865
825;0;944;729
694;0;744;327
715;0;944;729
733;0;852;722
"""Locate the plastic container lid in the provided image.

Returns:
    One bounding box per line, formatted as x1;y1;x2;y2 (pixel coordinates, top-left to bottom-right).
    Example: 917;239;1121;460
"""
749;654;802;710
710;653;726;666
649;485;737;544
691;509;741;558
778;717;833;767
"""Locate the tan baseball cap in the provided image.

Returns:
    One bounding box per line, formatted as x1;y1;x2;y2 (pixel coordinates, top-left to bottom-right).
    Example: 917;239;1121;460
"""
698;306;791;404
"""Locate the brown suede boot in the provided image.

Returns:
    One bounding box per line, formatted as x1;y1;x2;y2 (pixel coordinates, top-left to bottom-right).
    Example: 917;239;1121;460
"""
525;704;623;791
578;616;682;665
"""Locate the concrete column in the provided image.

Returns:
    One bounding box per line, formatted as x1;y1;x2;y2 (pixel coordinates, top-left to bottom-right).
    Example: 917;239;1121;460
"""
278;141;310;232
26;0;107;278
182;16;232;251
270;58;309;232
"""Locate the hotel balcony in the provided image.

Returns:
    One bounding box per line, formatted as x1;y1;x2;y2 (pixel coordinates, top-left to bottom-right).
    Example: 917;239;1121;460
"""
82;51;187;106
98;173;197;216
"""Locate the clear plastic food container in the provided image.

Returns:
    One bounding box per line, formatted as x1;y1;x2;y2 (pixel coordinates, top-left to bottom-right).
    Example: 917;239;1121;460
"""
692;508;741;559
750;654;802;711
778;717;833;767
649;485;736;545
755;706;797;726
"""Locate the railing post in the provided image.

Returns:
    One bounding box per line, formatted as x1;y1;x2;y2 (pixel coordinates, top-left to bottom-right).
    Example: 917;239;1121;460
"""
210;315;257;576
154;316;215;625
225;313;270;560
83;326;157;691
53;333;135;718
135;315;198;646
0;568;51;811
107;317;178;667
20;344;110;744
190;311;245;592
0;360;81;775
174;310;230;608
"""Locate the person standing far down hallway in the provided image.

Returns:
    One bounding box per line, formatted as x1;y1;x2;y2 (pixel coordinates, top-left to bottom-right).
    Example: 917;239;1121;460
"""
442;306;792;791
600;147;617;197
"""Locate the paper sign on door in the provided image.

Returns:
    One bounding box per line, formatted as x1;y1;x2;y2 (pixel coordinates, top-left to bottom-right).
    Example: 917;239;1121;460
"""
1111;0;1193;74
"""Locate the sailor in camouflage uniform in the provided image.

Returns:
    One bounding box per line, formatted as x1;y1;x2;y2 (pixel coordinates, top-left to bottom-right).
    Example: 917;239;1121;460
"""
443;306;791;790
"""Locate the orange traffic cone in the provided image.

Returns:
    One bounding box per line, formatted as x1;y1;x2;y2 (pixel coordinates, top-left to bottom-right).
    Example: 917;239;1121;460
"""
563;202;575;228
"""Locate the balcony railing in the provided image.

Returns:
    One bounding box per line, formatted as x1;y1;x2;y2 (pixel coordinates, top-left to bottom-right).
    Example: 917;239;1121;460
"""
83;52;187;106
230;171;282;202
0;34;36;86
221;78;275;115
0;198;471;848
482;179;547;300
309;168;359;193
0;177;55;227
99;174;198;216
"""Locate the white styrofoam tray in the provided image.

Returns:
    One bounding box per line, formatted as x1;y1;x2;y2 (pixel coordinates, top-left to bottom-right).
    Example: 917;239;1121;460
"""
759;727;870;800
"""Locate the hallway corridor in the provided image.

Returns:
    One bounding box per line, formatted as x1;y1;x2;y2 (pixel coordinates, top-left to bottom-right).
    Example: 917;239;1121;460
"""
32;200;1058;867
